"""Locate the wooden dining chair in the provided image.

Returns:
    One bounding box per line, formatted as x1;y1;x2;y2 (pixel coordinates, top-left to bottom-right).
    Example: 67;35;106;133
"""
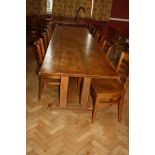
42;31;49;51
43;23;55;46
34;38;61;102
48;25;52;39
106;46;114;60
38;21;49;36
92;27;98;37
99;35;105;47
106;40;127;67
91;51;129;123
46;29;51;42
94;30;101;43
100;40;112;54
87;24;94;34
99;26;124;54
49;23;56;37
107;26;123;43
45;23;53;39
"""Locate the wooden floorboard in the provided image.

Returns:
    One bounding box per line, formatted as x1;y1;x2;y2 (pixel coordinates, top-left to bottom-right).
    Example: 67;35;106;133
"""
27;42;129;155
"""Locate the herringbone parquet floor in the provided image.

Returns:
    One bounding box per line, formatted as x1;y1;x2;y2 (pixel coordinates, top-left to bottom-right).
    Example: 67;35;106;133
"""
26;42;129;155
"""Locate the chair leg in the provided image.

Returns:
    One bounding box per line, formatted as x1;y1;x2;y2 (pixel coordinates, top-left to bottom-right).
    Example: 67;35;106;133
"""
118;94;125;121
91;99;99;123
38;75;45;101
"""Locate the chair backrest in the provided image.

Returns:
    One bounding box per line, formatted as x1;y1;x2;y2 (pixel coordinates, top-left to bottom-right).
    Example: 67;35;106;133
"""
94;30;100;43
34;39;43;65
106;45;120;67
92;27;98;37
45;29;50;42
46;23;54;39
42;31;48;50
100;40;112;54
39;38;45;57
34;38;45;65
99;35;104;46
48;24;52;39
87;24;94;33
116;51;129;88
106;46;113;58
108;26;123;42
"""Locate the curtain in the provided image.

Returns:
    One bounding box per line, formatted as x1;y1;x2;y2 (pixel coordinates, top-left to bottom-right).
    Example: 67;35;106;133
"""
52;0;113;21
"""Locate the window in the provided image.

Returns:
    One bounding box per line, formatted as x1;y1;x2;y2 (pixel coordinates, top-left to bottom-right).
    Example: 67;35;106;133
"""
47;0;53;13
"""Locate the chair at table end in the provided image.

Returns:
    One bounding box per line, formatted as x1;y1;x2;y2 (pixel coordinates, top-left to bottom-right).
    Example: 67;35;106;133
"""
91;51;129;123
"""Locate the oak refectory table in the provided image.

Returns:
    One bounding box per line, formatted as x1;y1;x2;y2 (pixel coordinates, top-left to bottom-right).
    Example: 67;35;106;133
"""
38;25;119;109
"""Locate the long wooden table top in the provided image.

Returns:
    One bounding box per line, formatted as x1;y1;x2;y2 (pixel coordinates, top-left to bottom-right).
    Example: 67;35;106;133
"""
39;25;119;79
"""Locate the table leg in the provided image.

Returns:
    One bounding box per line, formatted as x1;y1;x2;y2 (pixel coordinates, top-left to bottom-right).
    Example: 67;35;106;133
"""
80;77;91;109
38;75;45;101
60;76;69;108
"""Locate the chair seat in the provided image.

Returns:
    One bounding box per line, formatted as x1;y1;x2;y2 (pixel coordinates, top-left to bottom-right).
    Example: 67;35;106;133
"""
91;78;123;95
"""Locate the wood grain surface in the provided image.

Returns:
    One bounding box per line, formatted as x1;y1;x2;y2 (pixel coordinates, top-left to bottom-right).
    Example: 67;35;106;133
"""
39;25;118;79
